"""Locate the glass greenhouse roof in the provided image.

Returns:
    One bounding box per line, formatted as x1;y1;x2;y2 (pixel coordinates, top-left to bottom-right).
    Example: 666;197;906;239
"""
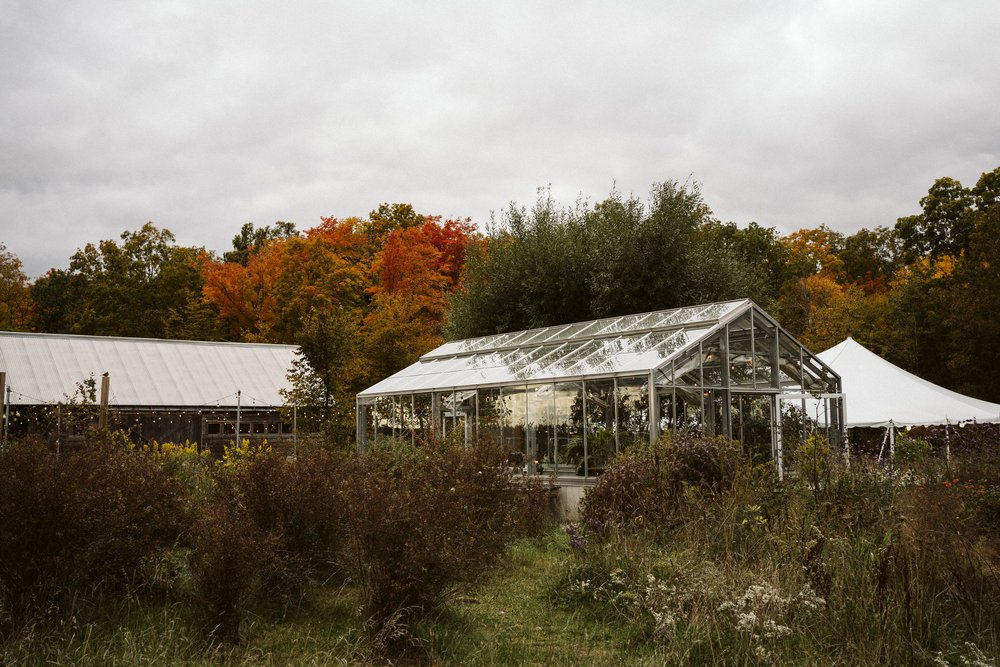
359;299;752;397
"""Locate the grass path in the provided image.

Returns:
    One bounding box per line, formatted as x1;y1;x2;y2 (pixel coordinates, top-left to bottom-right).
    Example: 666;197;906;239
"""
422;535;647;666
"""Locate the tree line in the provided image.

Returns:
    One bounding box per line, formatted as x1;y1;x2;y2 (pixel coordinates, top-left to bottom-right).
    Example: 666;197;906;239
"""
2;166;999;428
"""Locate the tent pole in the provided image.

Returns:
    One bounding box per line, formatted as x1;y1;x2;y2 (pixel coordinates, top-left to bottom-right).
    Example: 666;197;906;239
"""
944;420;951;466
889;420;895;458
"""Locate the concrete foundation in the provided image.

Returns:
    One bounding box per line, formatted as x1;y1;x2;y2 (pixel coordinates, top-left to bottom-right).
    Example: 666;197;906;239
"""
548;478;596;521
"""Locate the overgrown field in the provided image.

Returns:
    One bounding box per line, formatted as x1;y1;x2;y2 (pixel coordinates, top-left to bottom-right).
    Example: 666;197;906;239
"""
1;431;998;666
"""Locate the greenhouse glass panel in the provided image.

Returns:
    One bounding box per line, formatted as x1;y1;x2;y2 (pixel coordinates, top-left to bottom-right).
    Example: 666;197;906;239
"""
400;396;415;443
527;384;554;473
675;386;704;430
477;387;502;445
552;381;583;475
702;334;725;387
753;318;778;387
704;388;728;437
617;376;649;451
658;387;680;433
374;396;397;440
778;334;804;388
500;386;528;465
727;314;755;388
414;393;432;442
583;379;616;477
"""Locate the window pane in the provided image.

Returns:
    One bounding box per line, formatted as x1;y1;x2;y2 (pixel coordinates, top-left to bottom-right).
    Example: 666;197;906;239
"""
476;387;502;445
617;376;649;451
583;379;616;477
552;381;583;476
499;386;528;467
527;384;554;474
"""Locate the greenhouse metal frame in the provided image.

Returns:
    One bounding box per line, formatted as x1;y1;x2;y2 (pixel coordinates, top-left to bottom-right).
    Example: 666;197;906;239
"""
357;299;844;479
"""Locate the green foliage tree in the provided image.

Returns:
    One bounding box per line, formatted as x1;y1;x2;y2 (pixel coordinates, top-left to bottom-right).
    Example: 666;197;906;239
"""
840;226;900;286
359;202;425;251
940;205;1000;400
447;181;773;338
223;221;299;265
29;223;208;338
895;176;975;261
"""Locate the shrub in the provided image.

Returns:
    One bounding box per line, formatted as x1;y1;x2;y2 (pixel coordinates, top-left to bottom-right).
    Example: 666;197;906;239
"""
793;432;834;488
187;494;277;642
338;438;550;646
893;432;934;465
186;445;346;639
229;447;346;593
0;439;186;622
582;431;747;534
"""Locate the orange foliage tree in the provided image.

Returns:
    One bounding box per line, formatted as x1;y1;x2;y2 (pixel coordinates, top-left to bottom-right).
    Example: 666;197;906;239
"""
200;206;477;443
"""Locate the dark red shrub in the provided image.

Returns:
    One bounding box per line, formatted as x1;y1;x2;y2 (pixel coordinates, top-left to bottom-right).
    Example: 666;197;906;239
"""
0;439;186;619
582;431;746;533
338;438;550;643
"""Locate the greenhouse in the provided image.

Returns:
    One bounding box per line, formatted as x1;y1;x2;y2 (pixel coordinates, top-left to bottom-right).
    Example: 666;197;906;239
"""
357;299;844;479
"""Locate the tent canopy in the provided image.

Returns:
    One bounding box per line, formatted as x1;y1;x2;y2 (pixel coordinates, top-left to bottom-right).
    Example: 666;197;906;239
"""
817;337;1000;428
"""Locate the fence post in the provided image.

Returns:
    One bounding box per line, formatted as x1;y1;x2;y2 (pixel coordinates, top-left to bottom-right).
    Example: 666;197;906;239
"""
0;371;6;445
98;372;110;430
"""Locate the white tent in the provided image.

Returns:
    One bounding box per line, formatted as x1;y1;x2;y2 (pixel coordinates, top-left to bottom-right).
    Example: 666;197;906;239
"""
817;337;1000;428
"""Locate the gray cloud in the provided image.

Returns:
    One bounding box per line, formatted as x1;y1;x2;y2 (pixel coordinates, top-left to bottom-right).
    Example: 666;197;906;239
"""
1;0;998;276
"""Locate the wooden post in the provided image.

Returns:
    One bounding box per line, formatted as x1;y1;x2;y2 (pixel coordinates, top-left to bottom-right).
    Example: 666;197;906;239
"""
0;371;6;444
98;372;110;430
235;390;242;444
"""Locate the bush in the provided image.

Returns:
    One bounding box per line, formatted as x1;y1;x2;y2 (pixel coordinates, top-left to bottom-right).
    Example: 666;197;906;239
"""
893;432;933;465
186;443;346;640
339;438;550;646
187;494;277;642
228;447;346;593
582;431;747;534
0;439;186;622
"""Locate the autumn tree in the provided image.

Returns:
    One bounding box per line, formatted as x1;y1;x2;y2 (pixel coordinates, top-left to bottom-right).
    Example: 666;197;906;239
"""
0;243;32;331
202;242;285;339
359;225;451;385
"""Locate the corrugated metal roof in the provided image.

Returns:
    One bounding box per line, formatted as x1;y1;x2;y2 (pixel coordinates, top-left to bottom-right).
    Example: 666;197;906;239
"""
0;331;299;408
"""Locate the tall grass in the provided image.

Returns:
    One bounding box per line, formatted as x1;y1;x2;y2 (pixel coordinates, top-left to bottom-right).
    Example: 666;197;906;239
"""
1;431;997;665
559;432;1000;665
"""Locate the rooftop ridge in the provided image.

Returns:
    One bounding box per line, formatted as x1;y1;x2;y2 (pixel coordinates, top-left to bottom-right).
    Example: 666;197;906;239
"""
0;330;299;350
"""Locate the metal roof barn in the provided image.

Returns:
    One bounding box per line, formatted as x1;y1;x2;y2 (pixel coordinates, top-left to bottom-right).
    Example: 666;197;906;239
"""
0;331;298;408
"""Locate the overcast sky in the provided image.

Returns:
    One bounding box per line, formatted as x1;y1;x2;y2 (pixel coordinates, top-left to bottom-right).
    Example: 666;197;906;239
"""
2;1;998;277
